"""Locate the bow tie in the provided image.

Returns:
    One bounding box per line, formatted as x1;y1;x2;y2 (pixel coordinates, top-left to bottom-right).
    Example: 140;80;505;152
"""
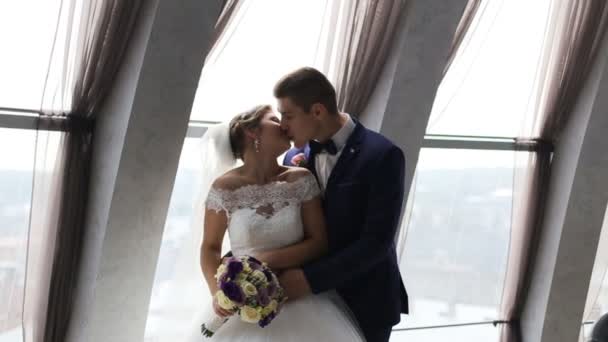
309;139;338;155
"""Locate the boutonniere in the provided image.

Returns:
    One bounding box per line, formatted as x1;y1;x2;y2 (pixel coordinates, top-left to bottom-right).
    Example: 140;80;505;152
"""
290;153;307;167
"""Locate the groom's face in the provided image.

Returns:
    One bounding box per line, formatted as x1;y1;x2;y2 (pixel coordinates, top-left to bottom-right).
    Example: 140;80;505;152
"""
277;97;318;149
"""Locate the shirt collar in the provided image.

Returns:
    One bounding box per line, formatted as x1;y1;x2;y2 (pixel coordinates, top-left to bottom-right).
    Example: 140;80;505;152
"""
329;114;356;152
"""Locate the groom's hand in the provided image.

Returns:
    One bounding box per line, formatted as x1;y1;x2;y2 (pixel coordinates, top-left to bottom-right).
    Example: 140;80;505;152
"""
279;268;311;300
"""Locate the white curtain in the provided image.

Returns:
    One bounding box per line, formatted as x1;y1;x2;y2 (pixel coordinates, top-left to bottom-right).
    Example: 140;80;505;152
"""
22;130;64;342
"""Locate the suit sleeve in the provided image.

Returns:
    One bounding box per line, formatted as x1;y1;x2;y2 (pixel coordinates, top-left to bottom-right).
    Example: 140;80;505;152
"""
302;145;406;293
283;149;298;166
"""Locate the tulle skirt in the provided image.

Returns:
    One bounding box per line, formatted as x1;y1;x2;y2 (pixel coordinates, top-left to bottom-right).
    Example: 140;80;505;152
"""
185;291;364;341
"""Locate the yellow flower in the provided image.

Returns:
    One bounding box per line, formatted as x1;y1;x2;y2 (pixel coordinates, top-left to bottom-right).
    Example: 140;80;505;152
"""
240;305;261;323
243;262;252;273
241;281;258;296
215;291;235;311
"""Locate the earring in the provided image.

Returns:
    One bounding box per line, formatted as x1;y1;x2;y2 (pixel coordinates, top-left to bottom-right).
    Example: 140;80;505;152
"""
254;138;260;153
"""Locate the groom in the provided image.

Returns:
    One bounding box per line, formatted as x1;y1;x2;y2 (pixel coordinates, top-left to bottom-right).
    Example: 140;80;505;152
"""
275;67;409;342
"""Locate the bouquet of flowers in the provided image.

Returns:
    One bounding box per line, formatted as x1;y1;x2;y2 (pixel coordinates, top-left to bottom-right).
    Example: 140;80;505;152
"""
201;255;286;337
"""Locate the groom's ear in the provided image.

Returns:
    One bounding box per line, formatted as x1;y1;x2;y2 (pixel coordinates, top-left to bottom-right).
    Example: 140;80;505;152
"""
310;103;325;118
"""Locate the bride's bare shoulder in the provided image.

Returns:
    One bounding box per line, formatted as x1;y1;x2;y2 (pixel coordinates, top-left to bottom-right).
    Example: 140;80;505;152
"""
212;168;247;190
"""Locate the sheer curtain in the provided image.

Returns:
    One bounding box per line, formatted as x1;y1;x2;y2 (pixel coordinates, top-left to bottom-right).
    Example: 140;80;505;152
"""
22;1;143;341
316;0;405;116
443;0;483;76
501;1;608;341
208;0;243;64
394;0;483;261
22;130;65;342
394;0;608;340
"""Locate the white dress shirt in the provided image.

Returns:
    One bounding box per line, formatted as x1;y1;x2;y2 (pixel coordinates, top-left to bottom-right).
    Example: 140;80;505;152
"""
315;115;356;192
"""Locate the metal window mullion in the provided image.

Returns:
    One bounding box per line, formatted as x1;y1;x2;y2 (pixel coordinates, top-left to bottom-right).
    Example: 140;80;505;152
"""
392;320;511;332
0;113;40;130
423;137;548;152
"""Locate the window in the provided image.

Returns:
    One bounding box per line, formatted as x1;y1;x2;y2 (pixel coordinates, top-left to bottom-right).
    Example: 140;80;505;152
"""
392;323;499;342
0;1;62;111
0;127;37;340
393;148;526;340
395;1;554;339
426;0;552;138
189;0;327;122
144;137;206;341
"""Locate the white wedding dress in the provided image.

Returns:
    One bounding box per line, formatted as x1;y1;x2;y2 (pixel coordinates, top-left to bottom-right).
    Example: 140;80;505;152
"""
186;173;364;341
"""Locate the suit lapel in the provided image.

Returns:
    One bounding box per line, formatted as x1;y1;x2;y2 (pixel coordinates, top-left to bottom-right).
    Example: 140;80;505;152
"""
326;122;365;189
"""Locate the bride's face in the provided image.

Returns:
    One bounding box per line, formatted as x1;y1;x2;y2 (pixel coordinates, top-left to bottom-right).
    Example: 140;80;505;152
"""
257;111;291;158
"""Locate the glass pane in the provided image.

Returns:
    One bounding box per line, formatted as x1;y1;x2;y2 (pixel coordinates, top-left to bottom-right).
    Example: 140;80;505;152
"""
0;1;61;110
0;127;37;339
391;324;499;342
584;269;608;327
190;0;327;122
426;0;551;138
397;148;521;328
581;322;594;342
587;263;608;317
581;204;608;336
145;137;207;341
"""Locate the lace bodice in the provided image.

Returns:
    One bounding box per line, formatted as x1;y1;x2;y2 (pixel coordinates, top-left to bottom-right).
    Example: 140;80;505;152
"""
205;173;320;256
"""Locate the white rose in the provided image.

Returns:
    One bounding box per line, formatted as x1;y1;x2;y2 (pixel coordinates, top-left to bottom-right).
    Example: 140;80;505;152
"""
215;264;227;279
261;305;275;316
240;305;261;323
241;281;258;296
215;291;235;311
236;273;247;282
252;270;267;283
267;300;278;312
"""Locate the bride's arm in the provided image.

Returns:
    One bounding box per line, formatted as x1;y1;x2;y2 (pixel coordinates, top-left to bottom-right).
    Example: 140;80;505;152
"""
201;207;234;317
256;195;328;269
200;207;228;296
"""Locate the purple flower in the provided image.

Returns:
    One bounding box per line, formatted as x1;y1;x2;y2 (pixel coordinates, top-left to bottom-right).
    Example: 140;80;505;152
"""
248;256;262;265
258;312;276;328
225;256;238;263
227;260;244;278
267;282;276;297
221;281;244;304
250;262;262;270
257;288;270;306
263;269;273;281
218;273;230;284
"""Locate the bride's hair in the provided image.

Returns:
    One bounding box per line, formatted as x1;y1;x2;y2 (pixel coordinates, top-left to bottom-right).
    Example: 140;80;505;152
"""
229;104;272;159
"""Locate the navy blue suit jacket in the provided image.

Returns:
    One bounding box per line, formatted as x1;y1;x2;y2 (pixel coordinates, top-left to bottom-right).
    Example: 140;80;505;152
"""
283;121;409;339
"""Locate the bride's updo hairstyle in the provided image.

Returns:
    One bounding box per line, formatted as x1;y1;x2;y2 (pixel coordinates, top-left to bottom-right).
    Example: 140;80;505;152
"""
229;104;272;160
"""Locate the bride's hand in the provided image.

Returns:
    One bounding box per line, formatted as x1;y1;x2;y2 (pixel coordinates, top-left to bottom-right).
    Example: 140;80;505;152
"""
213;296;234;318
254;250;273;265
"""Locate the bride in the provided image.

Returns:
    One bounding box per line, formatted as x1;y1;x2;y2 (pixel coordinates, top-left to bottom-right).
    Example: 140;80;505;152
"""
186;105;364;341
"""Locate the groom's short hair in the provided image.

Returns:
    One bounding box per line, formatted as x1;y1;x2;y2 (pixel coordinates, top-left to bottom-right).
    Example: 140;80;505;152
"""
274;67;339;115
